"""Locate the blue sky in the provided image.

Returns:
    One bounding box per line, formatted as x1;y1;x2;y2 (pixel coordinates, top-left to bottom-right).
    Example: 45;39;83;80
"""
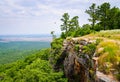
0;0;120;35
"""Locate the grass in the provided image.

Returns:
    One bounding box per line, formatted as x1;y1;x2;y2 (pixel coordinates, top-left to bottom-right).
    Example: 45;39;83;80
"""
93;34;120;78
79;29;120;80
97;40;120;63
94;29;120;40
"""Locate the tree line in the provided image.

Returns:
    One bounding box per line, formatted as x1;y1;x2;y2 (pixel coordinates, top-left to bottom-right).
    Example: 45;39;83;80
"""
86;2;120;30
57;2;120;38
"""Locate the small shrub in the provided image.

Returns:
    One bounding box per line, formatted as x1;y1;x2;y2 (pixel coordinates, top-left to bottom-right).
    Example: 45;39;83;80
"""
83;43;96;58
74;44;80;52
95;38;103;45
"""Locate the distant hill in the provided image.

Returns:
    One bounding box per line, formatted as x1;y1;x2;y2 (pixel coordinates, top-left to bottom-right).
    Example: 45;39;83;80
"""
0;34;52;42
0;35;51;64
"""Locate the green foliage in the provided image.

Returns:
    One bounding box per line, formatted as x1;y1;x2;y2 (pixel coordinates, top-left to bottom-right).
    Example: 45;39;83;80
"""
0;49;67;82
94;24;102;31
60;13;80;38
74;24;94;37
69;16;79;31
74;44;80;52
95;38;103;45
97;2;111;30
51;38;63;49
83;43;96;58
50;38;64;65
61;32;66;39
86;2;120;31
107;7;120;29
85;3;97;29
61;13;70;35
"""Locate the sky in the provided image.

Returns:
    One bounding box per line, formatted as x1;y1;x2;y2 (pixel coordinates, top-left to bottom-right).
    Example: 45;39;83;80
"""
0;0;120;35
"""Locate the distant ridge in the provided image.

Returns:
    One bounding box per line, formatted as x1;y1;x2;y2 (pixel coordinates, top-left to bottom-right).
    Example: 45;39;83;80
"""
0;34;52;42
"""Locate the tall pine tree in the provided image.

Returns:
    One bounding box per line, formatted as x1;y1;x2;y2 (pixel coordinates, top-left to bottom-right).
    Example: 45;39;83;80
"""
86;3;97;30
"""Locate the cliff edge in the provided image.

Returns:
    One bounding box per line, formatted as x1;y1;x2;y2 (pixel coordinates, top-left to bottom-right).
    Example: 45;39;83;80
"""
53;30;120;82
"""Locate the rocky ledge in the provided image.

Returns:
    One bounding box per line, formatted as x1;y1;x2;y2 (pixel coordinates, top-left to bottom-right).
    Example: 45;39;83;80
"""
55;37;118;82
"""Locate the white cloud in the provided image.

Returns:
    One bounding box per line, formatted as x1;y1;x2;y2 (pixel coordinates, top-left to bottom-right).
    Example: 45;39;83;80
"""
0;0;120;34
0;0;86;17
1;0;120;18
0;0;120;17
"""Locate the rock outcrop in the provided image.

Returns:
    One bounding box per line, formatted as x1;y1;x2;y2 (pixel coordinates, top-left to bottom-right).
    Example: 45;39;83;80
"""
54;37;119;82
55;38;97;82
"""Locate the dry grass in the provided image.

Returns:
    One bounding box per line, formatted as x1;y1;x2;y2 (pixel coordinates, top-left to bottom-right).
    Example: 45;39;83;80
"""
94;29;120;40
81;30;120;79
97;40;119;60
95;40;120;77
